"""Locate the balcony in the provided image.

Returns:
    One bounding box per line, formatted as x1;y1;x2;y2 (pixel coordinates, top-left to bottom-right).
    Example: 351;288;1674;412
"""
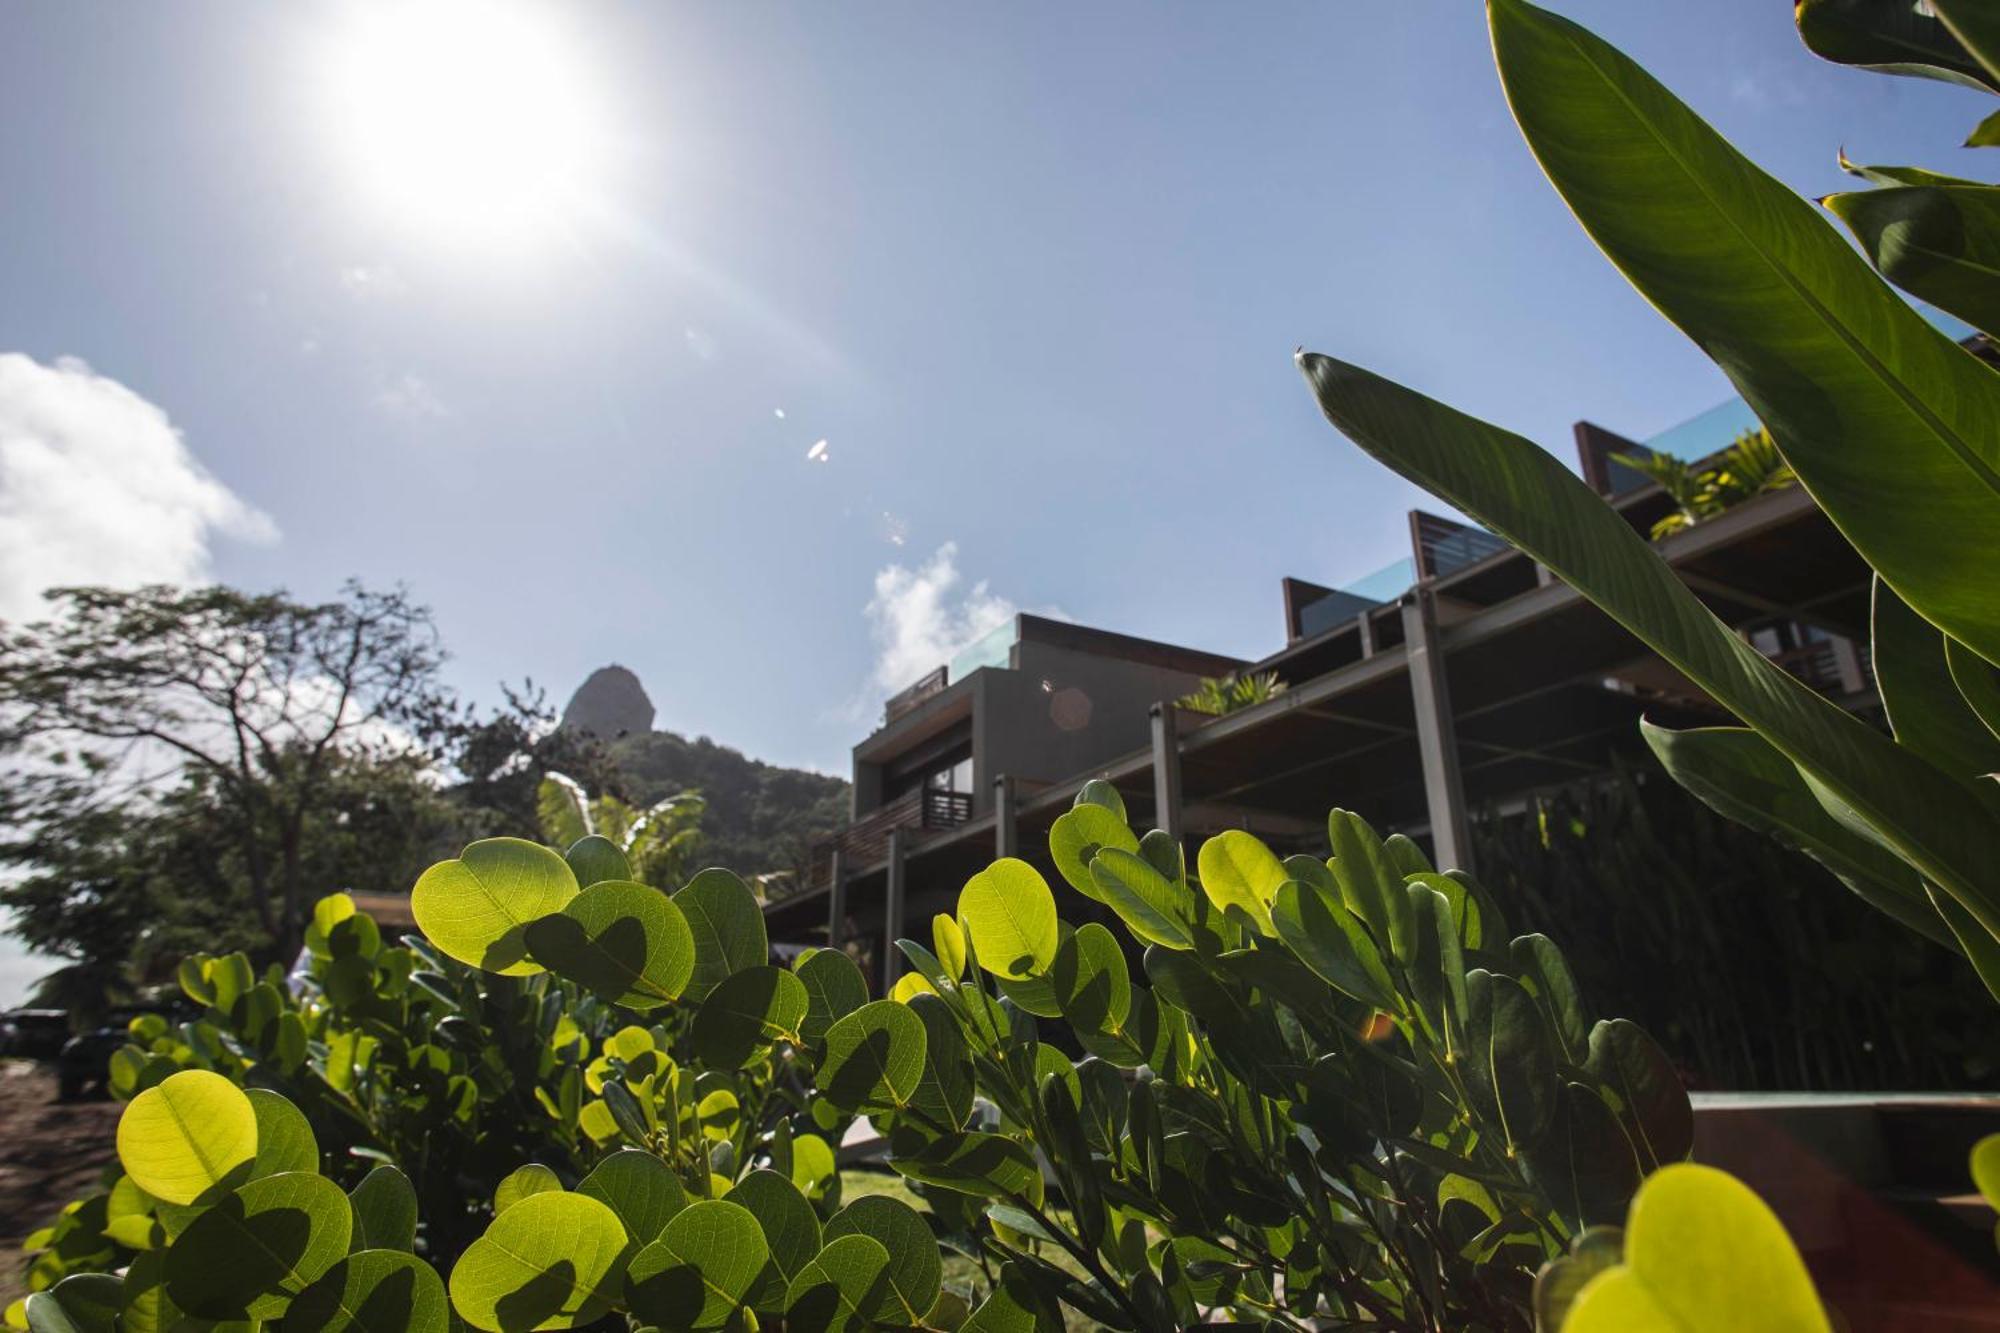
806;786;975;892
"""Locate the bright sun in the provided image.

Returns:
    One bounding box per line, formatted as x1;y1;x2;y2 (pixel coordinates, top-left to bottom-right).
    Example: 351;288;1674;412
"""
321;0;610;250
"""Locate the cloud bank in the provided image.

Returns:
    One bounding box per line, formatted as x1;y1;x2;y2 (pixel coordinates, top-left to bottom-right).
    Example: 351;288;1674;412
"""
0;354;275;623
864;541;1018;695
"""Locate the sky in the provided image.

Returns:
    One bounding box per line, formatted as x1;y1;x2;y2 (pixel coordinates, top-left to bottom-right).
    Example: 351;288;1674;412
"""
0;1;1988;800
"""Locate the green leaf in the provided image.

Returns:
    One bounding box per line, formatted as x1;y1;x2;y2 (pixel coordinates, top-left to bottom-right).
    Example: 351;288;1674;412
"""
1948;636;2000;743
286;1250;448;1333
891;1132;1041;1200
1328;809;1414;959
166;1171;353;1320
1195;831;1284;936
1270;879;1398;1012
906;992;975;1131
672;868;768;1004
1087;847;1197;950
577;1151;687;1244
1971;1132;2000;1209
23;1275;121;1333
691;965;809;1068
1464;971;1557;1156
1586;1019;1694;1173
1048;804;1139;900
564;835;631;889
493;1165;562;1216
1490;0;2000;671
819;1000;927;1112
449;1191;629;1332
825;1196;942;1326
245;1089;317;1180
1563;1164;1830;1331
795;948;870;1049
1837;149;1984;189
1970;109;2000;148
1824;185;2000;337
1795;0;1998;91
1509;935;1589;1062
726;1170;821;1282
1074;779;1127;822
785;1235;893;1333
348;1167;417;1253
1526;1084;1642;1232
1049;922;1131;1034
958;858;1060;980
115;1069;258;1206
625;1200;768;1331
1935;0;2000;84
1926;884;2000;1003
412;838;579;976
1876;579;2000;790
1533;1226;1624;1333
523;880;696;1009
1640;723;1949;946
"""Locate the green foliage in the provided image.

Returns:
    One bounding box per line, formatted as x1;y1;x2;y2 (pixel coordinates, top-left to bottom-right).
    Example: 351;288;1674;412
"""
1613;428;1795;540
1301;0;2000;1004
1175;669;1288;716
536;770;706;892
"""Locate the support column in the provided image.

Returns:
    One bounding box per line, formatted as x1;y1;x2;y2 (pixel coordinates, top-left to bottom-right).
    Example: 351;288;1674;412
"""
825;849;847;954
882;828;907;993
1150;702;1183;847
1401;589;1475;875
994;774;1018;860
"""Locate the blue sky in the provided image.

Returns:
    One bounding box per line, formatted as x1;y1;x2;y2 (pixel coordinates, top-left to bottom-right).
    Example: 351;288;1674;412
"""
0;0;1988;796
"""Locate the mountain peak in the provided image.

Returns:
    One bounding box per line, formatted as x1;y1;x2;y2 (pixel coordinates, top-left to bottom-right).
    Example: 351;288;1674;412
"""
562;664;655;739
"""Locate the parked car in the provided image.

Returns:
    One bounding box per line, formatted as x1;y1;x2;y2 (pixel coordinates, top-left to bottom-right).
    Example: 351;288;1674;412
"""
55;1003;189;1101
0;1008;72;1062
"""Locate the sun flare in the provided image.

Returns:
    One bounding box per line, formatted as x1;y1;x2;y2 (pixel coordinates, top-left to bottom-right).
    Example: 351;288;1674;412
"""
320;0;610;250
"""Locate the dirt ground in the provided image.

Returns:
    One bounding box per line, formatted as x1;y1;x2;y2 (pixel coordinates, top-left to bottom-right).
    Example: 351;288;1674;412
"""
0;1061;120;1311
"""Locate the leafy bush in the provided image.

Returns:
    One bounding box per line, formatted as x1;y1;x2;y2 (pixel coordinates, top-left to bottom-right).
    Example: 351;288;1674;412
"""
1613;427;1794;541
19;780;1693;1331
1175;671;1288;717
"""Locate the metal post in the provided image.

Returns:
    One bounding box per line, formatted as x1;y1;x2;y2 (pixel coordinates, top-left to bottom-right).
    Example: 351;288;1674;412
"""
994;774;1018;860
1401;589;1475;874
826;849;847;953
882;828;907;992
1356;610;1376;659
1150;702;1183;847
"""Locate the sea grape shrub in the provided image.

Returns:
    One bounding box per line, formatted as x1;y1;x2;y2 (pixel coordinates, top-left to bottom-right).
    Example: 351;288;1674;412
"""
905;781;1694;1331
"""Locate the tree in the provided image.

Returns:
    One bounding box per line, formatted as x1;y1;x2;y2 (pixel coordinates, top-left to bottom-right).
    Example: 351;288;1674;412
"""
535;770;705;889
0;582;458;952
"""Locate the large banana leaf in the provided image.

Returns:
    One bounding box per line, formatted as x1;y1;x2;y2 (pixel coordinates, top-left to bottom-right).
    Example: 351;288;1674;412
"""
1824;185;2000;337
1836;150;1983;190
1638;722;1948;948
1489;0;2000;671
1295;350;2000;938
1795;0;1999;91
1934;0;2000;85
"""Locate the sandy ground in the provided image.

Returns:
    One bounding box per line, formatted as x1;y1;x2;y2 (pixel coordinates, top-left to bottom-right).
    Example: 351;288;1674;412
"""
0;1061;120;1311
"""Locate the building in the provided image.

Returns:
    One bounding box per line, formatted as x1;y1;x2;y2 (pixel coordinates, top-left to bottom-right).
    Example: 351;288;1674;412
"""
763;400;1878;990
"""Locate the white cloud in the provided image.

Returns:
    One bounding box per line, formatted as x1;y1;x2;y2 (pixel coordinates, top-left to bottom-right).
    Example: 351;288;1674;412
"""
0;354;276;624
864;542;1018;695
374;372;450;420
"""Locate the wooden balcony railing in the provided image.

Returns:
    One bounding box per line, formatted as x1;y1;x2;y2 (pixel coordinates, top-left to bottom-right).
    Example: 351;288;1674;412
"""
805;786;975;893
883;666;949;725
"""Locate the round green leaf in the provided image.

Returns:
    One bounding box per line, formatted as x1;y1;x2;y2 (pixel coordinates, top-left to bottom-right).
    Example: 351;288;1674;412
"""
1050;922;1130;1034
1973;1133;2000;1210
795;948;869;1049
1196;830;1284;936
246;1089;317;1180
726;1170;821;1283
493;1165;562;1215
24;1274;121;1333
824;1197;940;1326
1564;1163;1830;1331
565;835;631;889
412;838;579;976
625;1200;768;1330
691;965;808;1068
958;858;1059;980
785;1235;893;1333
522;880;696;1009
1049;804;1139;899
116;1069;258;1206
348;1166;417;1253
166;1171;353;1320
449;1191;629;1332
577;1150;687;1244
286;1250;447;1333
1088;848;1197;950
672;868;768;1003
819;1000;927;1112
